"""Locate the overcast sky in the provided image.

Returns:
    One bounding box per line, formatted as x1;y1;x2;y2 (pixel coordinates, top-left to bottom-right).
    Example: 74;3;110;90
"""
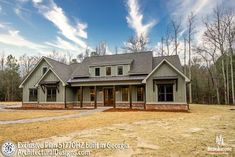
0;0;234;59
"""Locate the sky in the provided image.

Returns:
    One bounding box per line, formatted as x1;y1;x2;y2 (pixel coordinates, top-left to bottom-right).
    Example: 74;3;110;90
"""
0;0;234;59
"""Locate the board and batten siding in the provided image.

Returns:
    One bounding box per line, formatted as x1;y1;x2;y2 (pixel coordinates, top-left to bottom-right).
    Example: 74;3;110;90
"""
39;71;65;102
66;87;76;103
145;62;186;103
22;59;65;103
89;64;130;77
22;60;49;102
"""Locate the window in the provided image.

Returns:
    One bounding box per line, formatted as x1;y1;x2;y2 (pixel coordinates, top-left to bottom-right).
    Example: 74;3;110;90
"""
42;67;48;75
106;67;111;76
122;87;128;101
47;87;57;102
117;66;123;75
90;87;95;101
157;84;173;102
137;86;144;101
29;89;37;101
95;68;100;76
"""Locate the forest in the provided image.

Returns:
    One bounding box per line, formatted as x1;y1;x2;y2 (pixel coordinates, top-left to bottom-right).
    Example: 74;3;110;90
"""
0;4;234;105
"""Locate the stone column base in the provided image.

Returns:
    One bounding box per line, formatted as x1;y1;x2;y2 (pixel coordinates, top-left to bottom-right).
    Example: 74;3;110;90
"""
146;103;189;111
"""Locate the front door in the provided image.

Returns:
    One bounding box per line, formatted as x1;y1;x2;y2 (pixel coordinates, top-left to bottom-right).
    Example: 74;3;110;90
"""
104;88;113;106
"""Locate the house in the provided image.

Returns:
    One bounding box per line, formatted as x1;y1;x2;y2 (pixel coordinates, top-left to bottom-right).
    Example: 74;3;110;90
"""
19;51;190;111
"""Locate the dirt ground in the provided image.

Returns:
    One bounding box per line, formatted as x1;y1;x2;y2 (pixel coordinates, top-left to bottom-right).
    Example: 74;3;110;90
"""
0;101;21;106
0;104;234;156
0;110;80;121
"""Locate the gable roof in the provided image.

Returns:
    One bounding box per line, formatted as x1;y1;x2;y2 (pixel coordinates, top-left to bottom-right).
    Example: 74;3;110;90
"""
142;58;190;83
152;55;183;72
19;57;71;88
71;51;153;78
20;52;187;86
43;57;72;83
34;68;65;87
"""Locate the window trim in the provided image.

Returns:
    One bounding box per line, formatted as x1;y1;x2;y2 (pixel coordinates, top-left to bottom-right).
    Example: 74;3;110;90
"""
117;66;123;76
29;88;38;102
95;67;100;77
46;87;57;102
106;66;111;76
157;84;174;102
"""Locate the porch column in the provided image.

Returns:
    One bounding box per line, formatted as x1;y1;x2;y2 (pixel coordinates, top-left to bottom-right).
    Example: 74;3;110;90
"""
80;86;83;108
94;86;97;108
144;85;146;110
129;85;132;109
113;85;116;108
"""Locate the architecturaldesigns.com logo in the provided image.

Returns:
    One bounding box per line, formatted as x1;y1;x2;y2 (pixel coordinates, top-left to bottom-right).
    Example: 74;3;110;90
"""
207;134;232;155
1;141;17;157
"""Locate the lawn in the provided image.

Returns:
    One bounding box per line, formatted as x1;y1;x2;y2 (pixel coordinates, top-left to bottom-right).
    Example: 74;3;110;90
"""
0;104;234;156
0;110;79;121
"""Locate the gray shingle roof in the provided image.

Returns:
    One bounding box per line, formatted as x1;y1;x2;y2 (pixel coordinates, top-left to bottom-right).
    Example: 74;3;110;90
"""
71;51;153;78
40;52;183;84
89;59;133;67
44;57;73;83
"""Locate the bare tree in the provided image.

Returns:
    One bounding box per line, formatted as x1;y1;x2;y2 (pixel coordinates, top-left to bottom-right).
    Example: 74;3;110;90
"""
123;34;148;53
197;41;221;104
66;51;73;64
187;12;196;104
165;26;172;55
77;47;90;62
0;52;5;71
224;9;235;104
170;17;182;55
203;4;228;104
184;37;187;75
19;54;39;77
95;41;107;56
160;37;164;56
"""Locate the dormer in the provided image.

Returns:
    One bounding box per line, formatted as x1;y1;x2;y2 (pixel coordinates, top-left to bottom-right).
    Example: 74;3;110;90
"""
89;59;133;77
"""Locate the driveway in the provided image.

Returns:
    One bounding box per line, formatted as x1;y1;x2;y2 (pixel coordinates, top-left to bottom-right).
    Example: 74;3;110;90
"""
0;107;110;125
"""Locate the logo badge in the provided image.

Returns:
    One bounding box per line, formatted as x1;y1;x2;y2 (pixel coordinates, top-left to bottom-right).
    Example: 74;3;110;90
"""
216;134;224;146
1;141;16;157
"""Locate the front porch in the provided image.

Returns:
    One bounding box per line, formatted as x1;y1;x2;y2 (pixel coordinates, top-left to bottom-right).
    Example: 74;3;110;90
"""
66;85;146;109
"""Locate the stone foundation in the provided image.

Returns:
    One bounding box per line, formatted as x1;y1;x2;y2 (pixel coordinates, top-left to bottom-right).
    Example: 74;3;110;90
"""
132;103;145;109
22;103;65;109
115;103;145;109
116;103;130;108
82;103;103;108
22;102;189;111
146;104;189;111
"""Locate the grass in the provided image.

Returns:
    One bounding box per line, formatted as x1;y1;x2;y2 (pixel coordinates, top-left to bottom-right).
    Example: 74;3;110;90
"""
0;104;234;156
0;110;79;121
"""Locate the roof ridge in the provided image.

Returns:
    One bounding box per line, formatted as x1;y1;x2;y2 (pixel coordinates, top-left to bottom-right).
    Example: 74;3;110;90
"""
87;51;153;59
43;56;70;66
153;55;179;58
